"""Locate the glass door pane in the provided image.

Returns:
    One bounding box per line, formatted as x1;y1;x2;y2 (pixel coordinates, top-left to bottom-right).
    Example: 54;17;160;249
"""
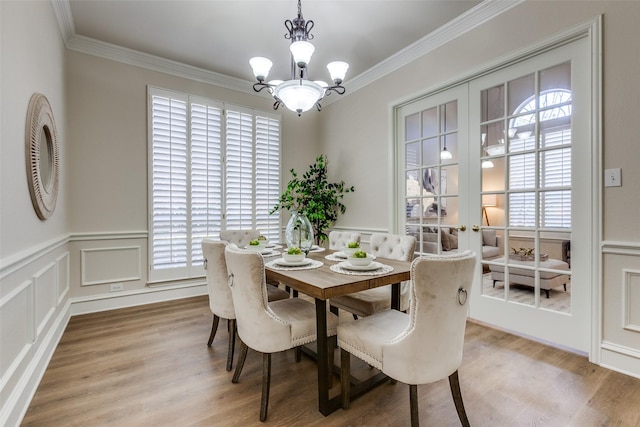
480;62;573;314
401;91;467;257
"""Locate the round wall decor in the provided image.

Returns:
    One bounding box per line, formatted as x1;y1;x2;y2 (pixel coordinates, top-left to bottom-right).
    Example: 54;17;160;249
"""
25;93;60;220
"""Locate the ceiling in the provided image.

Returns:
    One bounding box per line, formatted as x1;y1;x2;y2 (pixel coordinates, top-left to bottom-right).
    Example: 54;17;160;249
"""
66;0;484;86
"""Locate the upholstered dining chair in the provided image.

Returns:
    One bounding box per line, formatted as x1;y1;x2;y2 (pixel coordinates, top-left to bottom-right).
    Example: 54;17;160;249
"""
201;239;288;372
224;244;339;422
328;230;362;250
330;233;416;318
338;251;477;427
219;229;260;247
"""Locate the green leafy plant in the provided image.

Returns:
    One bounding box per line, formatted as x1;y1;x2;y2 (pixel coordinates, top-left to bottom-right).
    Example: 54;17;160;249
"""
271;154;354;245
287;246;302;255
249;239;260;246
347;241;360;249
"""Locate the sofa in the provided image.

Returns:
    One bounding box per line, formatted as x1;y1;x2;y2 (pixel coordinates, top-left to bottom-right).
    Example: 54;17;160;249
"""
417;227;502;260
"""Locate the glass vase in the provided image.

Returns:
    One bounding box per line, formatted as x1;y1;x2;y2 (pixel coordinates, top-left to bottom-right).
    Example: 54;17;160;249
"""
285;210;314;254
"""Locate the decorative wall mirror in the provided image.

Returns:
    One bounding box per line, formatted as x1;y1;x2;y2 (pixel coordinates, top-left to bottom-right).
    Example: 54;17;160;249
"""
25;93;60;220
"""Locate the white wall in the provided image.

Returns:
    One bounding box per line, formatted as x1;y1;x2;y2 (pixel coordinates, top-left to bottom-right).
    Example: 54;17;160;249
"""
0;1;70;426
320;1;640;377
65;50;321;308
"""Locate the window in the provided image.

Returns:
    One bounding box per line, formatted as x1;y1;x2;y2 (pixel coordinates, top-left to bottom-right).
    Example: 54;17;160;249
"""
148;87;280;282
508;89;572;228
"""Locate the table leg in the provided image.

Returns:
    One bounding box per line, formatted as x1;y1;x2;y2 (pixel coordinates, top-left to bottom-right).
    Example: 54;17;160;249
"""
391;282;400;310
315;298;331;416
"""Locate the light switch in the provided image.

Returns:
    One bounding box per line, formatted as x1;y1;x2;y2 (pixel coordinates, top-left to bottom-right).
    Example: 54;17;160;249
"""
604;168;622;187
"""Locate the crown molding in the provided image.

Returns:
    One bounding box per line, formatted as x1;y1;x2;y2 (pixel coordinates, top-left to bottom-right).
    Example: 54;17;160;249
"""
50;0;523;102
345;0;525;96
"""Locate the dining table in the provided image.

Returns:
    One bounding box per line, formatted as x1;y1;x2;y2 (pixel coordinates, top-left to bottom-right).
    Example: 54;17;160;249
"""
264;246;412;416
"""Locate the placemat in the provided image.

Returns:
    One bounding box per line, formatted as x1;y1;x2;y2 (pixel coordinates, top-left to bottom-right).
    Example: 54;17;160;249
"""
324;253;347;262
325;253;376;262
265;259;324;271
330;262;394;276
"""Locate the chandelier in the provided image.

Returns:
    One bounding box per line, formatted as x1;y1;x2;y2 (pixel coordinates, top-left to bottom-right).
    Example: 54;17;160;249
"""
249;0;349;116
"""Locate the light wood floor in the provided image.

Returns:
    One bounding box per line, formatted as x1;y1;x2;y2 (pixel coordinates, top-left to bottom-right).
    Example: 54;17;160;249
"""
22;295;640;426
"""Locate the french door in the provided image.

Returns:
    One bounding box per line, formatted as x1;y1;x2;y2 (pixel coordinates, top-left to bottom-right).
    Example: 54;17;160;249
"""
397;35;592;353
469;37;591;353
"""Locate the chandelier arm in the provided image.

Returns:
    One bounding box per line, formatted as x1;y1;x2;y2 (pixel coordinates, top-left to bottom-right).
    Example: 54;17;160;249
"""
325;85;346;96
253;82;274;93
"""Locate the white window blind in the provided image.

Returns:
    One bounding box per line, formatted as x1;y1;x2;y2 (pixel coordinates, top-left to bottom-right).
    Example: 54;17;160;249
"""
150;91;189;276
508;124;571;228
148;87;280;282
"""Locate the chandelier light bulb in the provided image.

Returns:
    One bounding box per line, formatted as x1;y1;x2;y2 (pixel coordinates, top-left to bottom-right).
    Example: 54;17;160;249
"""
290;41;315;68
249;57;273;81
327;61;349;84
274;80;325;116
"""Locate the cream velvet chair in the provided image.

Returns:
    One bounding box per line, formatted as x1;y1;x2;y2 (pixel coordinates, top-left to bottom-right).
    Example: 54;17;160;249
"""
224;245;339;422
330;233;416;317
219;229;260;247
201;239;288;372
338;251;477;427
328;230;361;250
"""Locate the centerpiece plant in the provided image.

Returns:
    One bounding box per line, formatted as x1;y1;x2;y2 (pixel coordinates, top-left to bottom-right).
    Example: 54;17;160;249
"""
271;154;354;245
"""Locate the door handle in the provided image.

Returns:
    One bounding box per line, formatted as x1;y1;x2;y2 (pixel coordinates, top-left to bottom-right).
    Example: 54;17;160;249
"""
472;225;480;232
458;225;467;232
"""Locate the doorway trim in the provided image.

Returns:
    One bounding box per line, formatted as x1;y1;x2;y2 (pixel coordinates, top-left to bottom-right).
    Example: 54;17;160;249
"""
391;16;602;362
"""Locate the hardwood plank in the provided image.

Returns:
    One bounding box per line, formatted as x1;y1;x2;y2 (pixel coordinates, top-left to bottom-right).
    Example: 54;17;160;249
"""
21;296;640;426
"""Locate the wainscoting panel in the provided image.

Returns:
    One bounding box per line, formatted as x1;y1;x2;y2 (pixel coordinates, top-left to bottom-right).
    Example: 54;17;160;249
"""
33;262;57;337
0;241;70;427
0;280;33;399
601;241;640;379
80;246;141;286
56;252;70;304
623;269;640;332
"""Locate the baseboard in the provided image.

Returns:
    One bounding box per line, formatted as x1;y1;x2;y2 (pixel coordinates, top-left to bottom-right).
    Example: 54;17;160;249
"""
600;341;640;379
70;281;207;315
1;300;71;427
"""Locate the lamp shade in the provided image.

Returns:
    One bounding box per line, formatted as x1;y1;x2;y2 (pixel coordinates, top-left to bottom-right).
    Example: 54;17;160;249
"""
249;57;273;80
274;79;324;114
290;41;315;67
327;61;349;83
440;148;453;160
482;194;497;207
481;159;495;169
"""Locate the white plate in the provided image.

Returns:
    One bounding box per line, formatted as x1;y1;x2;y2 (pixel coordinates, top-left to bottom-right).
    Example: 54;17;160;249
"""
245;247;272;255
274;258;313;267
334;251;348;259
339;261;384;271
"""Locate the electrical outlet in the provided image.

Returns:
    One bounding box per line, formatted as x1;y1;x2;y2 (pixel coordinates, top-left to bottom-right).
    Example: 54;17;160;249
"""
110;283;124;292
604;168;622;187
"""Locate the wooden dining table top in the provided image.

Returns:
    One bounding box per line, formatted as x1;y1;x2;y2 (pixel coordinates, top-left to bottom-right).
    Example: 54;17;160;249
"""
264;248;412;301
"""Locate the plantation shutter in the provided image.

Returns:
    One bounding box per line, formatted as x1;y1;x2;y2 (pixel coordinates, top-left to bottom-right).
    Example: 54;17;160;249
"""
148;88;281;283
150;90;189;278
190;98;223;266
225;109;255;229
508;127;571;228
255;114;281;242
